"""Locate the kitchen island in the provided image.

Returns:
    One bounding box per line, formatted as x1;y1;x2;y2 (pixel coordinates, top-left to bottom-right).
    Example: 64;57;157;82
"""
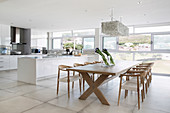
17;55;98;84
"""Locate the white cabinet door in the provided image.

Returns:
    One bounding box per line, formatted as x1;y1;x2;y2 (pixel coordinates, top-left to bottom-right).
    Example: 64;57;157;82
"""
10;56;18;70
0;25;1;44
0;56;10;71
0;24;10;46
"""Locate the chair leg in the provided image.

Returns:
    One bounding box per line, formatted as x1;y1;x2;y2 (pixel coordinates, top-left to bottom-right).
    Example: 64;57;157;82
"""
138;90;140;110
137;76;140;110
142;78;145;99
145;83;148;94
118;76;122;106
125;76;129;98
79;73;81;93
125;90;128;98
147;79;150;87
141;90;144;102
72;71;75;89
149;69;152;83
57;69;60;95
72;82;74;89
68;71;70;98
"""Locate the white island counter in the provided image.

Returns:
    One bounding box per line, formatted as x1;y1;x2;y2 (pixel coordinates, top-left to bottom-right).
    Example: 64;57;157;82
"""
18;55;98;84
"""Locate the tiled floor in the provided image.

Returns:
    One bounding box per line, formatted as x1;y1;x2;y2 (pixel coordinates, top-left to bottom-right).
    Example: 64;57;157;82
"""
0;70;170;113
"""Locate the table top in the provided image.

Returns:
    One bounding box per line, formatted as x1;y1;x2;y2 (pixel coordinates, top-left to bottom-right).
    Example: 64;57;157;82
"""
67;60;142;75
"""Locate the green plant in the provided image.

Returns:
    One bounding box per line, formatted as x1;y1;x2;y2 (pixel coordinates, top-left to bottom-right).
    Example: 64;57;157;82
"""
75;44;83;50
63;43;74;49
102;49;115;65
95;48;109;66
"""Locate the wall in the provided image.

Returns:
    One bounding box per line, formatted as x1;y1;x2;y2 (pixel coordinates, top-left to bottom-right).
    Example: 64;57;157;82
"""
31;30;48;50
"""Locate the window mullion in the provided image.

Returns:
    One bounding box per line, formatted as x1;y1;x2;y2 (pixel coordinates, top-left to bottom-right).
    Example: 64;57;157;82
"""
116;37;119;51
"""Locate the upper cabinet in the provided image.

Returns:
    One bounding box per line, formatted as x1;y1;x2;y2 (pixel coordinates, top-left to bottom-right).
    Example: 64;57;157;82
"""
0;24;11;46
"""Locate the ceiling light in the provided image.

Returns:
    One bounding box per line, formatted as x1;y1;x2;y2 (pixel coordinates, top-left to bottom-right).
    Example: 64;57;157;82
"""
101;8;129;36
137;1;142;5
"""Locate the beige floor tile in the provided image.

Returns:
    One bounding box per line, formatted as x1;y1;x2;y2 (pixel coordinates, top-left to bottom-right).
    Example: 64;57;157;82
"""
0;96;42;113
37;80;57;87
0;70;170;113
0;78;14;83
4;75;18;80
0;81;25;90
5;84;44;95
0;90;18;101
23;103;76;113
48;90;96;112
50;81;81;93
0;70;17;78
24;88;67;102
133;107;169;113
80;100;134;113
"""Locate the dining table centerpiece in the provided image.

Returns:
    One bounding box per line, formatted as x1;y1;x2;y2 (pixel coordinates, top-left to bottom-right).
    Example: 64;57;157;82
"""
102;49;115;66
95;48;115;67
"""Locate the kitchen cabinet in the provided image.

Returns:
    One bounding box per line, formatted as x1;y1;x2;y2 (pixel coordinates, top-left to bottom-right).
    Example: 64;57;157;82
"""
0;55;45;71
0;24;10;46
18;55;98;84
0;56;10;71
9;55;18;69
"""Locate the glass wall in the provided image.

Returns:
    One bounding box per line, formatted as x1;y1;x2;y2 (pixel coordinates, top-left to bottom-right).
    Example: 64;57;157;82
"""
83;38;94;49
119;34;151;51
135;53;170;74
135;26;170;33
31;31;47;49
52;29;95;50
52;39;62;49
53;31;72;37
102;24;170;75
73;29;95;36
103;37;117;50
153;34;170;50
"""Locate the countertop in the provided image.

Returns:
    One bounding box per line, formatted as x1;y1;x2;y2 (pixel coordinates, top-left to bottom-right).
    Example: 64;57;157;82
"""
20;55;94;60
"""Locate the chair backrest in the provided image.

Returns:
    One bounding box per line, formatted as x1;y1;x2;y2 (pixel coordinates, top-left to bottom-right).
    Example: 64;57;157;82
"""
139;62;154;67
93;61;101;64
120;69;148;83
74;63;84;67
58;65;72;71
127;65;150;76
141;70;148;78
84;62;94;65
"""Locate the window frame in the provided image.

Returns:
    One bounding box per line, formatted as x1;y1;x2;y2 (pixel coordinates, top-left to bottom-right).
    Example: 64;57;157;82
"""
82;36;95;50
118;34;152;52
152;33;170;52
31;38;48;49
52;37;63;50
102;36;118;52
52;36;95;50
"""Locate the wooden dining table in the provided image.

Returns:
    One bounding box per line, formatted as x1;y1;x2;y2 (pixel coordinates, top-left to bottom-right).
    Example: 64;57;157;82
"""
67;60;142;105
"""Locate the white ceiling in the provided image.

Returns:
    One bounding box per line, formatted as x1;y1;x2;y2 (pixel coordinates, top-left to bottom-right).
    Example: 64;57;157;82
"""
0;0;170;31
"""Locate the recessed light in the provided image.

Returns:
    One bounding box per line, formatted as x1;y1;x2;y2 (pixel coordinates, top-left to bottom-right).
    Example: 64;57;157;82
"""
137;1;142;5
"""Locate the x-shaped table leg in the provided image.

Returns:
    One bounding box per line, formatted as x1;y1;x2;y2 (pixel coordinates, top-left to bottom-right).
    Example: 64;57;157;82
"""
79;72;110;105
